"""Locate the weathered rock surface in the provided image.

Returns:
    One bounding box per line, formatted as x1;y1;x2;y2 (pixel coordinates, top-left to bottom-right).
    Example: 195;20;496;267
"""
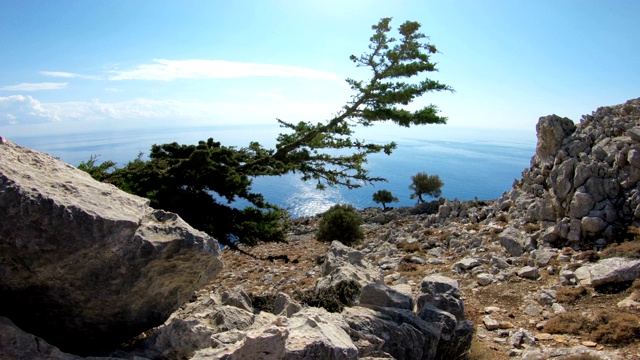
0;140;223;354
573;256;640;287
497;98;640;248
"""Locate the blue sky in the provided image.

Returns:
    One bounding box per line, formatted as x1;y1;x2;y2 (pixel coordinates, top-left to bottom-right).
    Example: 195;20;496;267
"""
1;0;639;139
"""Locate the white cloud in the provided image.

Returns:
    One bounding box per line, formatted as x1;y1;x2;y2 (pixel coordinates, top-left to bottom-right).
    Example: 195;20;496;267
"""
0;95;342;129
0;95;60;125
40;71;101;80
1;82;68;91
109;59;342;81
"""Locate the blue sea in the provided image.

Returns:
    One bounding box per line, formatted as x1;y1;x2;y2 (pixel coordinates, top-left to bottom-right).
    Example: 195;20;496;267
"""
7;124;536;218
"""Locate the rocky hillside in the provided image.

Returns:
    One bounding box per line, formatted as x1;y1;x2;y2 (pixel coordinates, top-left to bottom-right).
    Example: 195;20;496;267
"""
1;98;640;360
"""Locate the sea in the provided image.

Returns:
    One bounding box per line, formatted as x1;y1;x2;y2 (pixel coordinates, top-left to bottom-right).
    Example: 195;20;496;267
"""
6;124;537;218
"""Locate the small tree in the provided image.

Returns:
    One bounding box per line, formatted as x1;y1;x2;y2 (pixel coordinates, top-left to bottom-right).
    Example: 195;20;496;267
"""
372;189;399;210
316;204;364;245
409;172;443;203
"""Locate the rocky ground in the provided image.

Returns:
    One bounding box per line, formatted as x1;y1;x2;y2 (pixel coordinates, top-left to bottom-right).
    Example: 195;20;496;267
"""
213;205;640;360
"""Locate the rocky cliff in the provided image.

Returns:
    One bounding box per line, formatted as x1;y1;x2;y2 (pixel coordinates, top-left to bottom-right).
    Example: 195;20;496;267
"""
500;97;640;248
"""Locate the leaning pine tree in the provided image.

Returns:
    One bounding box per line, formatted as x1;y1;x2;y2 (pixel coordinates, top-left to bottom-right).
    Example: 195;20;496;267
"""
79;18;453;247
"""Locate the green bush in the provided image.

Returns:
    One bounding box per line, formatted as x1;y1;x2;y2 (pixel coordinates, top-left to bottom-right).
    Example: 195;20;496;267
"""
316;204;364;245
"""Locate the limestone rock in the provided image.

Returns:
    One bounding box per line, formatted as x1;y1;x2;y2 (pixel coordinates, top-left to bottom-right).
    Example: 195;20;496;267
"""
285;307;358;360
418;275;465;321
574;257;640;287
499;226;532;257
343;306;440;360
318;241;384;289
0;140;223;354
360;283;414;311
535;115;576;161
273;292;302;317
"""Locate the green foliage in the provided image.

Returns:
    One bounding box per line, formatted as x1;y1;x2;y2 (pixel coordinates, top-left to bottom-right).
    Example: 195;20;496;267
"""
77;155;117;182
409;171;443;203
372;189;399;210
316;204;364;245
298;280;362;313
78;18;451;246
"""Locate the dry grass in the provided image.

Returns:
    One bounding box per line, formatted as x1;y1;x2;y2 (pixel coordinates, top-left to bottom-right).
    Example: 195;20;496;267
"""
601;239;640;259
556;286;588;304
522;222;540;233
590;311;640;345
561;355;604;360
397;240;421;253
463;339;495;360
543;313;590;335
544;311;640;346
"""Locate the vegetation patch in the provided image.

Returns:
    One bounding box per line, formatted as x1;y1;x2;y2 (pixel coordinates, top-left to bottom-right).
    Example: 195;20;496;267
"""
297;280;362;313
556;286;588;304
397;239;421;253
316;204;364;245
544;311;640;346
601;239;640;259
249;293;277;314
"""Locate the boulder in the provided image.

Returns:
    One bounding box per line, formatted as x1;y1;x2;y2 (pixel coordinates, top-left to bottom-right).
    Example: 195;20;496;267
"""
360;283;414;311
535;115;576;161
0;140;223;354
342;306;440;360
574;257;640;287
273;292;302;317
418;275;465;321
499;226;532;257
285;307;358;360
315;241;383;298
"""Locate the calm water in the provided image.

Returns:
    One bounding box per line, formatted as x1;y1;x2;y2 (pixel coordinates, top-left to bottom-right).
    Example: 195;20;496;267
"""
7;124;536;217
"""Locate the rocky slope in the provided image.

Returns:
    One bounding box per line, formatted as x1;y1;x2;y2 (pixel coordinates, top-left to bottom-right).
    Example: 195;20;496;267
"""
2;98;640;359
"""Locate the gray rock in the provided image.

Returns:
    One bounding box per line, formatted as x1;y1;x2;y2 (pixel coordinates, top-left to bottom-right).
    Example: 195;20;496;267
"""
476;273;495;286
285;307;358;360
574;257;640;287
360;283;414;311
518;266;540;280
318;241;384;290
420;275;461;298
581;216;608;234
343;306;440;360
482;316;499;331
274;292;302;318
535;115;576;160
533;248;556;266
499;226;530;257
0;140;223;354
509;328;536;348
452;257;481;273
418;275;465;321
569;188;595;218
221;287;253;312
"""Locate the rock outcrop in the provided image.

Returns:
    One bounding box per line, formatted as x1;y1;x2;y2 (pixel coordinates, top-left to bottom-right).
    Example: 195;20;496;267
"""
0;139;223;354
499;98;640;248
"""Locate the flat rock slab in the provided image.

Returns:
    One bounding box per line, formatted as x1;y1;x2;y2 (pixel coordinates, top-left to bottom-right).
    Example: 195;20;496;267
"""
574;257;640;287
0;140;223;354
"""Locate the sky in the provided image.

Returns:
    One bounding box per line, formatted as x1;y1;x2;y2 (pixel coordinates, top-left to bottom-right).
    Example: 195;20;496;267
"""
1;0;639;140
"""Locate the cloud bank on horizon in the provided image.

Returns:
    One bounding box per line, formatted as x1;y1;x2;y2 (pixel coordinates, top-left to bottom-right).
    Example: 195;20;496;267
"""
1;0;639;138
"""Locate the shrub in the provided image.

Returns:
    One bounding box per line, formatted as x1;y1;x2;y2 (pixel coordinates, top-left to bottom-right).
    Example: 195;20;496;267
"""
543;313;589;335
556;286;588;304
316;204;364;245
591;311;640;345
297;280;362;313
